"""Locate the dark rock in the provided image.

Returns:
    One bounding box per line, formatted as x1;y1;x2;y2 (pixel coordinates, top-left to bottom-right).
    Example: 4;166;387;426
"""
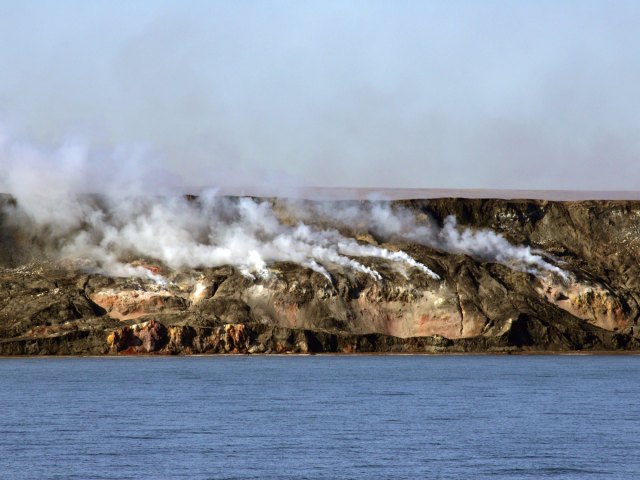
3;195;640;354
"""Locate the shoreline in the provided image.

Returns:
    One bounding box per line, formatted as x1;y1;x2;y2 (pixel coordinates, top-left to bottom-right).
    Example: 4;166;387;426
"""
2;350;640;359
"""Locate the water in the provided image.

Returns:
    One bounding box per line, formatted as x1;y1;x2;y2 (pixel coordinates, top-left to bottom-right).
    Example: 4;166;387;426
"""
1;355;639;479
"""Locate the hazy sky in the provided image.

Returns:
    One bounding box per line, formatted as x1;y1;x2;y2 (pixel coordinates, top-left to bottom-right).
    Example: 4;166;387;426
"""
1;0;640;190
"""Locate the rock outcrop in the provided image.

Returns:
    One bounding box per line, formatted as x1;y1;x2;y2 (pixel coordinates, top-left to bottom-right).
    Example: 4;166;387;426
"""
3;195;640;354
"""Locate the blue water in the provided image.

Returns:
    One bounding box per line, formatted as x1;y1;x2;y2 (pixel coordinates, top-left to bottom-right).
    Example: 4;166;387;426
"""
1;355;639;479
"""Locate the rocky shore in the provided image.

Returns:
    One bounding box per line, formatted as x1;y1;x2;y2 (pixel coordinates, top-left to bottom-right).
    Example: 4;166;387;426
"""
3;195;640;355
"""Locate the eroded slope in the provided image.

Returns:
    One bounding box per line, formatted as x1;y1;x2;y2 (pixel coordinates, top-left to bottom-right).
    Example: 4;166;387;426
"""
2;195;640;354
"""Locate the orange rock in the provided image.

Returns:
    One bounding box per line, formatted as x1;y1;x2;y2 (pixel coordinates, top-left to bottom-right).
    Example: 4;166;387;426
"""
223;323;248;351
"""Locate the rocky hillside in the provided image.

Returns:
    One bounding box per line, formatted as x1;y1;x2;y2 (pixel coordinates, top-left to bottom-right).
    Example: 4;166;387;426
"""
2;194;640;355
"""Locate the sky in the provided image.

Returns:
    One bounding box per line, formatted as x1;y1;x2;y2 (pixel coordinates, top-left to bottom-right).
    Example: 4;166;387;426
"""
1;0;640;190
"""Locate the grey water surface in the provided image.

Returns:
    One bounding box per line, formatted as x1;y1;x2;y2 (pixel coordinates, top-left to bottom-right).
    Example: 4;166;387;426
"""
1;355;639;479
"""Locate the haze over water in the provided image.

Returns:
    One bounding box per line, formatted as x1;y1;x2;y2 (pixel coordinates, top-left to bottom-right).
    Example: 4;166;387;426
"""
1;355;639;479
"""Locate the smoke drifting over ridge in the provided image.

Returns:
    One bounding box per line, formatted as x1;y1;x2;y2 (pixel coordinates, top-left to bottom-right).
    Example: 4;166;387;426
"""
295;202;569;280
0;125;187;199
0;129;568;283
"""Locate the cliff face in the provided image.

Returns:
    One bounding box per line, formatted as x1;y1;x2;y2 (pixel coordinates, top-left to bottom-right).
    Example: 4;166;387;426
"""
2;196;640;355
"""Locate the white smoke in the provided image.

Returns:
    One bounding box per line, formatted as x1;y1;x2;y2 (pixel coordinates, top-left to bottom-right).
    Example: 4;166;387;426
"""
0;125;438;281
0;125;185;201
19;194;439;282
293;201;570;281
437;216;568;280
0;127;568;282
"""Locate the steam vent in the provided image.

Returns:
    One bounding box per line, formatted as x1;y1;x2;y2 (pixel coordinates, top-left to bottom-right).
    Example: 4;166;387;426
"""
2;192;640;355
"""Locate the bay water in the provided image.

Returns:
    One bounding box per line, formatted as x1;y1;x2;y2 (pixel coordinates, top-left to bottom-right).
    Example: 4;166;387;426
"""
1;355;639;479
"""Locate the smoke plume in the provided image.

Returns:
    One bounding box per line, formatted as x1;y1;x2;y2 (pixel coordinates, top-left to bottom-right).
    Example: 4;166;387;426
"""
293;201;570;280
0;128;569;282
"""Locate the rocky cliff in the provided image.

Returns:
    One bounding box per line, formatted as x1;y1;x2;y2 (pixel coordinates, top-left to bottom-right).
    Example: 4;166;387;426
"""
2;194;640;355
